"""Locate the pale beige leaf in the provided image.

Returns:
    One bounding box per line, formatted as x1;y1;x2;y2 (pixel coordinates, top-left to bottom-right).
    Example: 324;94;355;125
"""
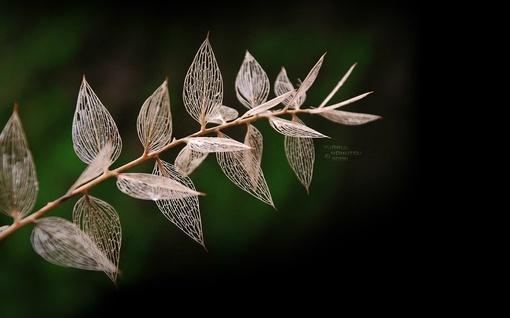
31;217;116;276
68;142;113;193
207;105;239;124
153;160;204;247
116;173;203;201
235;51;270;109
240;91;294;119
186;137;251;153
274;67;306;108
183;36;223;125
73;195;122;282
72;77;122;164
319;63;357;108
174;145;208;176
269;117;329;138
284;117;315;193
137;80;172;152
216;134;274;207
290;53;325;108
0;108;38;219
243;124;263;187
319;110;382;126
309;92;374;113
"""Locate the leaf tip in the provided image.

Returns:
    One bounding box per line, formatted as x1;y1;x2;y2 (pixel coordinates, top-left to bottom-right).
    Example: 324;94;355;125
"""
12;102;19;114
206;30;210;40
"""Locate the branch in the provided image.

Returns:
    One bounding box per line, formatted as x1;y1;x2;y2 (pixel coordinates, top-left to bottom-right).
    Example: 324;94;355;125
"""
0;107;309;241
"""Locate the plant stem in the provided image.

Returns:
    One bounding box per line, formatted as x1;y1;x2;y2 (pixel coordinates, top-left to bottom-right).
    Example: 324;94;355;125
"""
0;107;308;241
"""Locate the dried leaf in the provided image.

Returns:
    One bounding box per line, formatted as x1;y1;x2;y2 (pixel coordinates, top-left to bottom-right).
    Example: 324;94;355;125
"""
284;116;315;193
183;36;223;126
207;105;239;124
116;173;203;201
269;117;329;138
0;107;38;219
290;53;326;108
31;217;116;275
216;134;274;207
319;63;357;108
243;124;263;187
174;145;208;176
68;142;113;193
72;77;122;164
153;160;204;247
319;110;382;126
73;195;122;282
240;91;294;119
244;124;263;166
186;137;251;153
309;92;373;113
235;51;270;109
137;80;172;153
274;67;306;108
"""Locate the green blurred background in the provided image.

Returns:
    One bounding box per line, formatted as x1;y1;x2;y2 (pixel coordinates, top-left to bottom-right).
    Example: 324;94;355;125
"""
0;2;418;316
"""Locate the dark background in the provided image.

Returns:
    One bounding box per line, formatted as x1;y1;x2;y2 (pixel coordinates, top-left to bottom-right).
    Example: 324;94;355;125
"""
0;1;420;315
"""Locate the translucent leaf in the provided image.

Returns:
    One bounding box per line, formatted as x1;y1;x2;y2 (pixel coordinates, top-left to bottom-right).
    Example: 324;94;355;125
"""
73;195;122;282
174;145;208;176
183;36;223;126
284;117;315;193
31;217;116;276
240;91;294;119
186;137;251;153
0;108;38;219
290;53;325;108
274;67;306;108
116;173;203;201
137;80;172;153
319;63;357;107
68;142;113;193
309;92;374;113
235;51;270;109
318;110;382;126
72;77;122;164
216;134;274;207
269;117;329;138
207;105;239;124
153;160;204;247
243;125;263;187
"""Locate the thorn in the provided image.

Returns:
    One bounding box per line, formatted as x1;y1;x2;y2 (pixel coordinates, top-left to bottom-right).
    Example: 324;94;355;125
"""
201;243;208;252
82;74;87;82
164;75;169;85
13;102;19;114
206;31;210;40
245;50;252;59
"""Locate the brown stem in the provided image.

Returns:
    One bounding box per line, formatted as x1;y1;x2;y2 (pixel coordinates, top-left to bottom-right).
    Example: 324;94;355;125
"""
0;107;308;241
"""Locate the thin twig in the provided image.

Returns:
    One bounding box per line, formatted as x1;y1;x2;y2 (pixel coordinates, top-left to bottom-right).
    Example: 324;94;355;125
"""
0;107;308;241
